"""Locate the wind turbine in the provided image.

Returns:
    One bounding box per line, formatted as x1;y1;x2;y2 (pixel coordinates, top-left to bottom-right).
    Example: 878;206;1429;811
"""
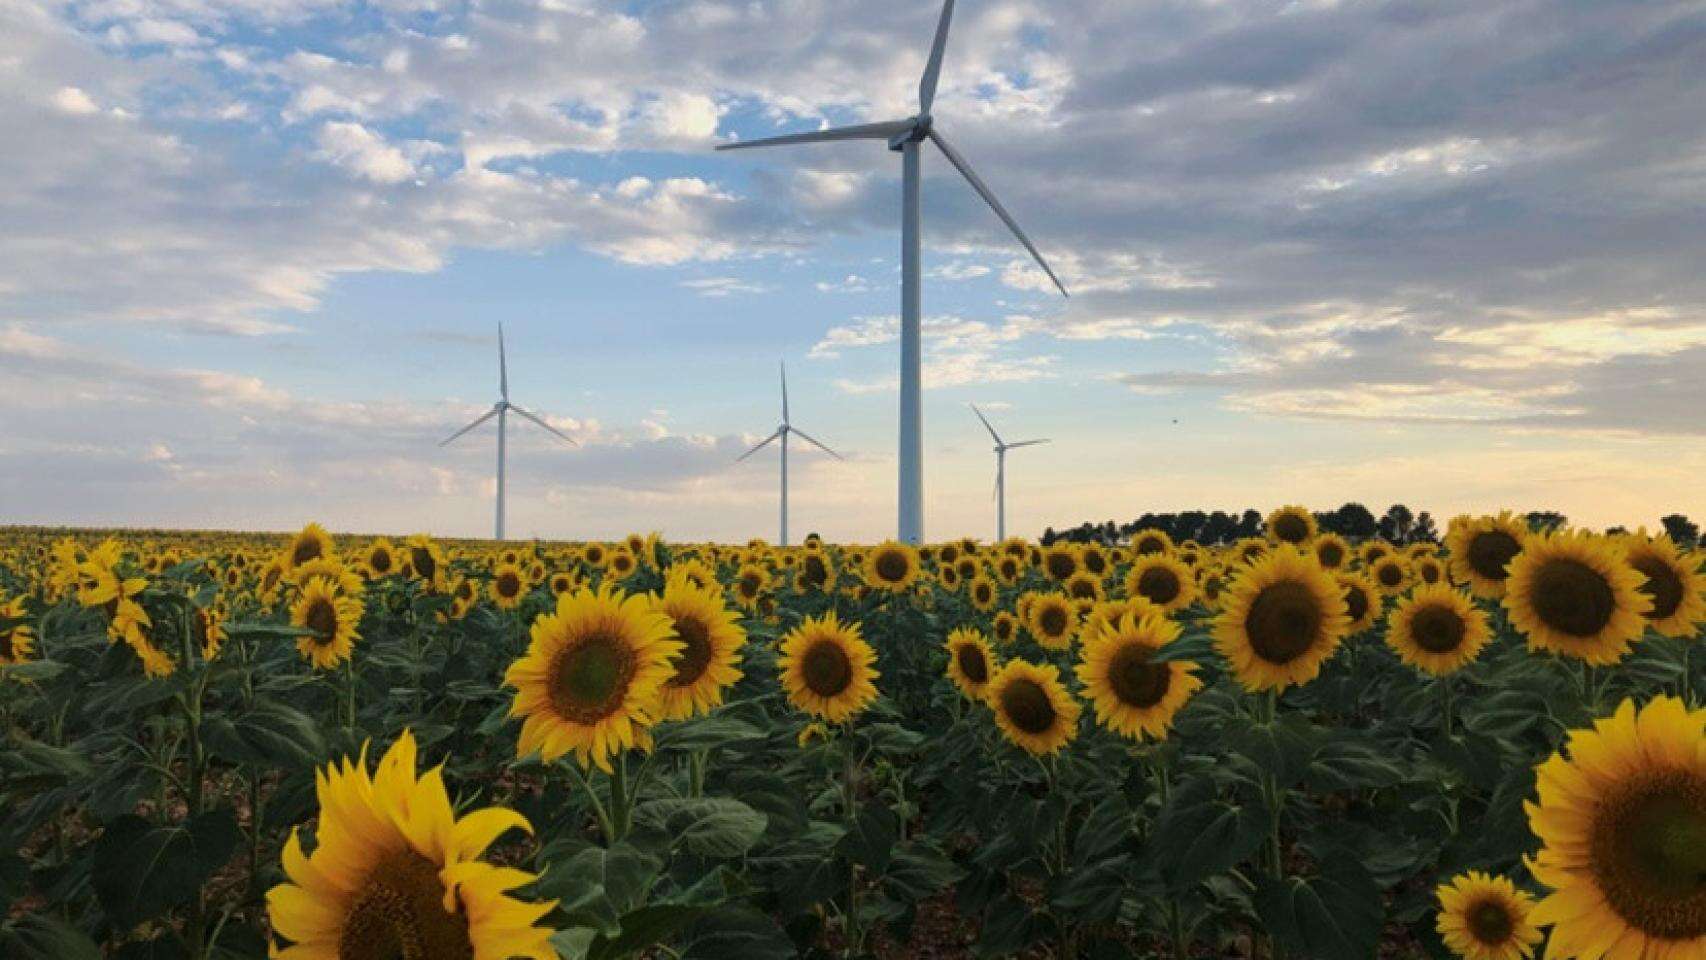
737;361;843;546
440;324;577;541
972;404;1048;542
716;0;1069;545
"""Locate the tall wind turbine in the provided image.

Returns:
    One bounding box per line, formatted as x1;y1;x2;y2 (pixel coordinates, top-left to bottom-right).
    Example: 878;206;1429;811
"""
440;324;578;540
737;361;843;546
716;0;1069;544
972;404;1048;542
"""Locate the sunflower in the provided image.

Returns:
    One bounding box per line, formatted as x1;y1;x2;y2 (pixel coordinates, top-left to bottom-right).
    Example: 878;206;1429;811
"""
1435;871;1541;960
291;577;363;670
1415;555;1448;586
1041;544;1080;582
0;596;37;665
1130;529;1174;556
1526;696;1706;958
671;558;720;594
1076;609;1201;742
1080;545;1110;578
1504;531;1651;665
1124;555;1197;613
986;660;1080;756
1234;538;1270;567
194;605;227;662
1197;567;1228;610
1361;540;1393;567
1622;533;1706;639
1266;505;1317;545
505;586;681;773
731;563;770;611
1213;548;1349;693
488;563;528;609
285;522;335;571
938;565;962;591
968;575;998;611
549;571;585;597
1337;570;1380;635
1386;584;1492;676
863;541;921;593
1370;555;1412;596
1312;533;1352;571
992;611;1019;646
651;572;745;721
1081;597;1160;641
1446;513;1528;599
1063;571;1104;602
944;627;997;701
362;538;398;579
994;554;1024;585
798;551;836;593
291;556;365;597
582;543;608;569
1027;592;1078;651
777;611;879;724
405;535;447;592
265;730;556;960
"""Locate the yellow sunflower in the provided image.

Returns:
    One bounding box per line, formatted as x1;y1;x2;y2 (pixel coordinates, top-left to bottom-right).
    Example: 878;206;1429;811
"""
1213;548;1349;693
1041;544;1080;582
285;522;335;571
1415;555;1448;586
605;546;638;581
863;541;921;593
992;610;1019;646
1266;505;1317;545
968;574;998;612
1076;609;1201;742
1622;533;1706;639
291;577;363;670
730;563;770;611
404;535;448;592
994;554;1024;586
1;596;37;665
489;563;528;610
362;538;399;579
797;551;836;593
1130;529;1174;557
1026;592;1078;651
777;611;879;724
1504;531;1651;665
1371;555;1413;596
650;572;746;721
1063;571;1103;602
1361;540;1394;567
1446;513;1528;599
1337;570;1381;635
1080;545;1110;578
1435;871;1541;960
1386;584;1492;676
266;730;556;960
944;627;997;701
986;660;1080;756
1526;696;1706;959
1123;554;1197;613
504;586;682;772
1312;533;1353;571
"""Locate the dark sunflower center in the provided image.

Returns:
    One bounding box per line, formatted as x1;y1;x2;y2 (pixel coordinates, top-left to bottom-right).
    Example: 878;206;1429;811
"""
1136;537;1164;555
1046;554;1076;580
1067;578;1096;600
1272;514;1309;544
1245;581;1323;665
410;548;436;581
1203;577;1223;600
338;850;472;960
1531;558;1616;637
804;556;828;586
667;616;713;688
999;677;1057;735
955;644;989;685
1631;555;1685;622
995;618;1014;641
800;639;852;698
1467;531;1521;581
305;598;338;644
999;559;1019;579
292;539;323;567
874;551;909;583
1318;543;1344;567
1137;567;1181;604
1038;605;1069;638
1344;584;1369;623
1589;770;1706;939
548;634;635;723
497;572;521;597
1108;642;1170;708
370;550;392;574
975;582;993;603
1465;897;1515;945
1377;563;1404;587
1;630;16;660
1084;553;1107;575
1410;604;1466;653
1419;562;1441;583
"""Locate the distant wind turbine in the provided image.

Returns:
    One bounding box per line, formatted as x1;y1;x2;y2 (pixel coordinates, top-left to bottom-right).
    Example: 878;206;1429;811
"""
440;324;577;541
737;361;843;546
972;404;1048;542
717;0;1069;544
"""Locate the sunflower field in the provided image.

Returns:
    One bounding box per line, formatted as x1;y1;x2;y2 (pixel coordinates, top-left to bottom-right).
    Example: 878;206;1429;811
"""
0;509;1702;960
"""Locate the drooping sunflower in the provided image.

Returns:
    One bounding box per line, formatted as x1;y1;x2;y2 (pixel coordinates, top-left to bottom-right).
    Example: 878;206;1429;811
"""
1234;538;1270;567
404;534;448;592
1621;533;1706;639
944;627;997;701
777;611;879;724
1446;513;1528;599
285;522;335;571
650;572;745;721
504;586;682;772
1213;548;1349;693
291;577;363;670
1026;592;1078;651
1041;544;1081;582
0;596;37;665
986;660;1080;756
1434;871;1541;960
1526;696;1706;959
1370;555;1413;596
1312;533;1352;571
863;541;921;593
1076;609;1201;742
265;730;557;960
1504;530;1651;665
968;575;998;611
489;563;529;610
1124;554;1197;613
797;551;836;593
1337;570;1381;635
1386;584;1492;676
362;538;398;579
1266;505;1317;545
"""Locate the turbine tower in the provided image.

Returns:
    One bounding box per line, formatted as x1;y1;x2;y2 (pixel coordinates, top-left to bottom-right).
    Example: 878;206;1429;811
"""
717;0;1069;544
972;404;1049;542
440;324;577;540
737;361;843;546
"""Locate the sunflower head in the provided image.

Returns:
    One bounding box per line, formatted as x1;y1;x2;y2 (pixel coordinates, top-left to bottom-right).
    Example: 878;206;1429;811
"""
1336;570;1380;635
777;611;879;724
362;539;397;578
1386;583;1491;676
1312;533;1352;571
863;541;921;593
290;576;362;670
992;610;1019;645
1371;556;1412;596
490;562;528;609
986;660;1080;756
1434;871;1541;960
1026;592;1078;650
1042;545;1081;582
1503;530;1651;665
1063;571;1103;602
650;572;746;721
1076;609;1201;742
944;627;997;701
1266;505;1317;545
1446;513;1527;599
1131;529;1174;557
968;575;998;611
1213;548;1349;693
285;522;335;571
1621;532;1706;638
1124;555;1197;613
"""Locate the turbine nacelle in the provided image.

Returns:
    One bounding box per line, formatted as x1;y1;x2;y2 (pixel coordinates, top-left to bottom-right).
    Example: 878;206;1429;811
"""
887;115;933;151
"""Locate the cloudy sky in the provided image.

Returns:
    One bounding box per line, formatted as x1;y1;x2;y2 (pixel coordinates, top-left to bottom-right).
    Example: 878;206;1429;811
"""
5;0;1705;542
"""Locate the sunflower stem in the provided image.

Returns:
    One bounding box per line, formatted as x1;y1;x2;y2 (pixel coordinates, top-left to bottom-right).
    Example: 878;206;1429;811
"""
610;752;631;843
840;731;862;958
1438;675;1455;739
562;759;616;846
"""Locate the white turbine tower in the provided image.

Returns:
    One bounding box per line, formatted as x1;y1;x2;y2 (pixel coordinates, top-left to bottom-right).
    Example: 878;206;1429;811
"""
440;324;578;540
717;0;1069;545
972;404;1049;542
737;361;843;546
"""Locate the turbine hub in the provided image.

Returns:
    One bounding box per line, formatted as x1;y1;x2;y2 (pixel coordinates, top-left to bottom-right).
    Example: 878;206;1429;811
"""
888;116;932;151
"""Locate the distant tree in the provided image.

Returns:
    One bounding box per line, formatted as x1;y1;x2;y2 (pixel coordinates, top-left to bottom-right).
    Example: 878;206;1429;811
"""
1409;511;1439;544
1605;525;1629;537
1041;526;1057;545
1526;511;1568;534
1377;504;1415;543
1237;510;1263;539
1324;503;1378;540
1661;514;1699;547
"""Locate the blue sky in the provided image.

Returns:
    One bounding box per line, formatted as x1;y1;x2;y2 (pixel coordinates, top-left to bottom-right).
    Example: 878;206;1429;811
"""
5;0;1706;542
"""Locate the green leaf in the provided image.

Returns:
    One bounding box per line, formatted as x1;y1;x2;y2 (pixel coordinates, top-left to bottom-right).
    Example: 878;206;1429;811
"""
1231;714;1320;784
1306;736;1406;792
588;904;707;960
202;697;326;769
537;843;661;938
1148;783;1266;890
651;715;767;752
1;914;104;960
837;802;900;873
677;905;795;960
884;843;964;902
92;812;241;929
631;798;768;859
0;660;67;683
1253;860;1384;960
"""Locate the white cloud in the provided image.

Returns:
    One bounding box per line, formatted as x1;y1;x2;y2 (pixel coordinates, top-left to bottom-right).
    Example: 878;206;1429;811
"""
51;85;99;115
313;121;417;184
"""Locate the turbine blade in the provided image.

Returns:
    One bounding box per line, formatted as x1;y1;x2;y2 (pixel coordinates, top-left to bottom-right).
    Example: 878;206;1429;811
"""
789;426;843;460
918;0;957;113
780;359;790;424
509;405;578;446
970;403;1002;444
715;120;914;151
1006;438;1050;449
736;428;783;462
927;128;1070;298
439;406;500;446
498;323;509;400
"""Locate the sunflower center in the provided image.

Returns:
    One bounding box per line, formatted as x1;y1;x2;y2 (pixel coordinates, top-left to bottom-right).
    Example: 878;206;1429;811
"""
1531;559;1616;637
804;556;828;587
1344;584;1369;624
497;572;521;598
0;630;15;660
1046;554;1076;580
1467;531;1521;581
1631;555;1684;622
338;849;472;960
1410;604;1466;653
1272;514;1309;544
1038;605;1069;638
1068;578;1096;600
1590;770;1706;939
801;639;853;698
667;616;713;688
1465;897;1514;946
1318;543;1344;567
873;551;909;583
1245;581;1323;665
975;583;993;604
1137;567;1181;605
994;618;1014;641
548;633;636;723
1108;642;1170;708
1377;563;1404;587
370;550;392;574
292;540;323;568
1136;537;1164;555
999;677;1056;735
1084;553;1107;575
954;644;989;685
410;548;436;581
305;598;339;644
